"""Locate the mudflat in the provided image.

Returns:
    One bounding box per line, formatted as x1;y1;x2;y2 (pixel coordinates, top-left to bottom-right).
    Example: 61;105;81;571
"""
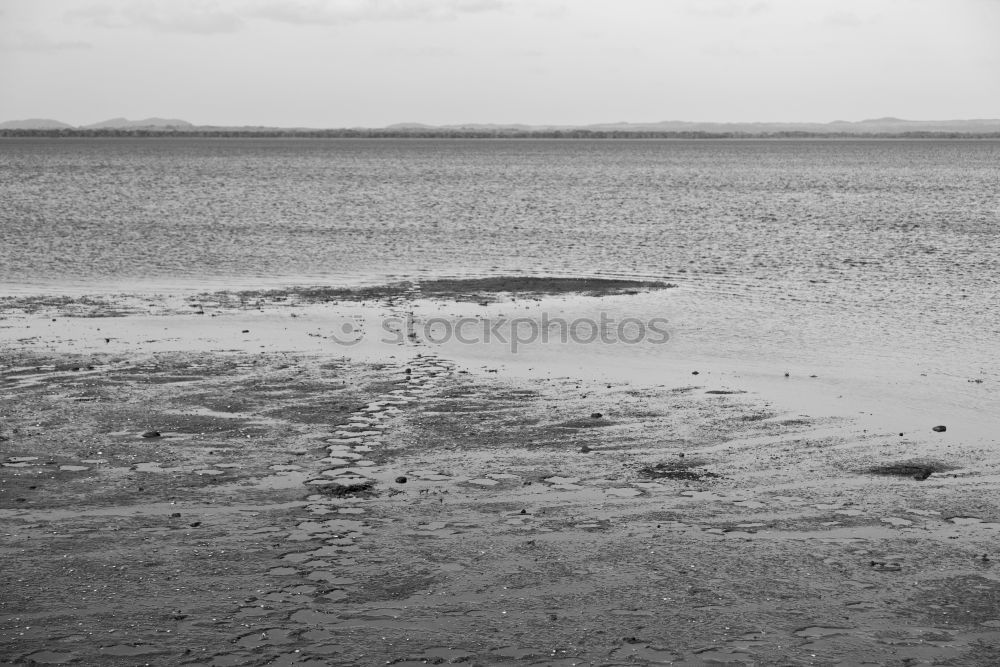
2;282;1000;666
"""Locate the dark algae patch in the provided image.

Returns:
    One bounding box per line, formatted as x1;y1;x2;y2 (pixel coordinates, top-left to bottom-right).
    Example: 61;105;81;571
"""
638;458;721;481
864;459;956;480
213;275;674;305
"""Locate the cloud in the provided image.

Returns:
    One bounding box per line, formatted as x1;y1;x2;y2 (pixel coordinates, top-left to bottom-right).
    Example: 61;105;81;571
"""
251;0;510;25
68;1;244;34
0;30;93;51
684;0;770;19
66;0;510;35
823;11;864;27
382;45;459;58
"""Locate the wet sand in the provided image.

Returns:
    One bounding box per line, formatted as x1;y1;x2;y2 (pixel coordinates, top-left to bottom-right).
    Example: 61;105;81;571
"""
3;282;1000;666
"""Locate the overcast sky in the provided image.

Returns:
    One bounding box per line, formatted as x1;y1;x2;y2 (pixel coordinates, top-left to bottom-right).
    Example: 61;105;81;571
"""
1;0;998;127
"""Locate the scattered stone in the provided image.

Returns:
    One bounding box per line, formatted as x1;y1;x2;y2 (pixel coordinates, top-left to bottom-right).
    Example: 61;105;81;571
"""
869;561;902;572
932;425;947;432
141;430;161;438
395;476;407;484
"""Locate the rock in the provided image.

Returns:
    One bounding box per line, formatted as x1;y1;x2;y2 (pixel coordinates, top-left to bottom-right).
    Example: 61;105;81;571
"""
691;371;699;375
395;476;407;484
171;512;181;518
932;425;947;432
579;445;592;453
141;430;161;438
590;412;603;419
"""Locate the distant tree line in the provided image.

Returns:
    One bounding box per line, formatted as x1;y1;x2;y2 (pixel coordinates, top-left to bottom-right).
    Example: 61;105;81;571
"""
3;128;1000;139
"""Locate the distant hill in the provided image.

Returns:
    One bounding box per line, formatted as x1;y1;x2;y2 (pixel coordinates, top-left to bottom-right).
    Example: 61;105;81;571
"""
573;118;1000;135
3;117;1000;137
82;117;194;129
0;118;74;130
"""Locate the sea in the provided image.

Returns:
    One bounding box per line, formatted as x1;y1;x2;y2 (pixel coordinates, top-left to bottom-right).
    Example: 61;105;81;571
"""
2;137;998;437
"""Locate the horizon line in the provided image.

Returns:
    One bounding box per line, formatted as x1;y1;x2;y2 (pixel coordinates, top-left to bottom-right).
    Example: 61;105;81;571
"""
6;115;1000;129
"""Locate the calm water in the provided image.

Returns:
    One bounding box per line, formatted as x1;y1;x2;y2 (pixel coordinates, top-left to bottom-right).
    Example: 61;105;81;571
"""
2;137;999;421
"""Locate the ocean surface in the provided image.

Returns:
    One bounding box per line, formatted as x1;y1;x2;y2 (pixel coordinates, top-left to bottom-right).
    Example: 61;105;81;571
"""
2;136;998;431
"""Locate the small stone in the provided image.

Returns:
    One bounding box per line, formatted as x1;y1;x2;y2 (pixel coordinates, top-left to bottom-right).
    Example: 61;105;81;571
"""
691;371;699;375
590;412;603;419
171;513;181;518
141;431;161;439
579;445;592;453
189;521;201;527
932;425;947;432
394;476;407;484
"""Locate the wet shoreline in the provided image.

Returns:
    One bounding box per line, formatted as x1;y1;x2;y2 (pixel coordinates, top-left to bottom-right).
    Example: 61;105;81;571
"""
3;282;1000;665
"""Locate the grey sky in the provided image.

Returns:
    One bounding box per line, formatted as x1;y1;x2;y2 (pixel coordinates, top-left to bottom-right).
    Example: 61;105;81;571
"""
1;0;998;126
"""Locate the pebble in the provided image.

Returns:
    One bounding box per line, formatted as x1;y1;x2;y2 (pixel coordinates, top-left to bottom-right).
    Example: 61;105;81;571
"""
395;476;407;484
932;425;947;432
141;430;161;438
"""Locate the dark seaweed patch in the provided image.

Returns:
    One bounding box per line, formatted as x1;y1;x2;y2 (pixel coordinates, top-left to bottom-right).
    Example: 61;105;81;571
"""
314;482;377;498
865;459;954;480
638;459;720;481
557;417;616;429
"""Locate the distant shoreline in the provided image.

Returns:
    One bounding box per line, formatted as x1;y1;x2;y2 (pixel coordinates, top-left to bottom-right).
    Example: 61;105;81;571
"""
4;128;1000;140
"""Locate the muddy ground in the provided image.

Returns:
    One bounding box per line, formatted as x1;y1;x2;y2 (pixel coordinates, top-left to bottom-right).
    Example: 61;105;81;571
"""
3;286;1000;666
